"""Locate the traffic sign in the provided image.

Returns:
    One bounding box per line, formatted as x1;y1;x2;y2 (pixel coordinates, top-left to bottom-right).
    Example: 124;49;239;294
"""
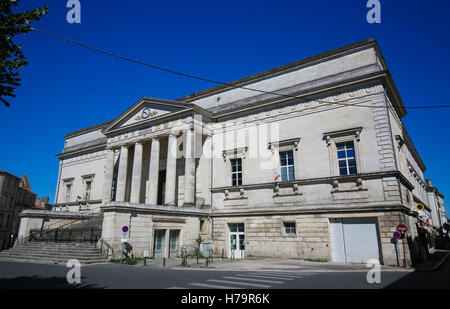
396;224;408;234
393;231;401;239
416;203;424;211
122;226;128;233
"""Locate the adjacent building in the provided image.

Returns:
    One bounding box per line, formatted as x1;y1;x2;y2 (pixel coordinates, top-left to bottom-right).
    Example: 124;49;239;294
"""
48;38;447;265
34;197;52;210
0;172;36;250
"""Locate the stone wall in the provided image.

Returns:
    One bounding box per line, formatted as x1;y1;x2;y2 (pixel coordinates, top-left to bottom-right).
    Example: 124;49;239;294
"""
211;210;414;265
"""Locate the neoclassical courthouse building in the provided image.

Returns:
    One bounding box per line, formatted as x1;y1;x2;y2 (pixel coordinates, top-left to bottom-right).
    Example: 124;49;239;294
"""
46;39;447;265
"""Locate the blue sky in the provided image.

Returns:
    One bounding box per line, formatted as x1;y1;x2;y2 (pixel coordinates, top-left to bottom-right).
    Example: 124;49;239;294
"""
2;0;450;214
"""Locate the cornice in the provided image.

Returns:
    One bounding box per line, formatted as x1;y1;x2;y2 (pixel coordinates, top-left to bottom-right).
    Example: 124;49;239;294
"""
211;170;415;192
212;203;408;217
176;38;380;102
56;144;106;159
101;202;212;216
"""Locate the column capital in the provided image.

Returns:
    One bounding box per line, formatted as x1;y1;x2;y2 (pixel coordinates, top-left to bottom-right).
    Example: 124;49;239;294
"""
183;125;195;133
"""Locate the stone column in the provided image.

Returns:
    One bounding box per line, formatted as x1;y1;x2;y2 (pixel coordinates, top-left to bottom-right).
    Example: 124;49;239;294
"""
184;128;196;206
116;145;128;202
165;133;177;206
102;148;115;203
130;142;143;203
164;229;170;258
146;137;160;205
204;134;212;206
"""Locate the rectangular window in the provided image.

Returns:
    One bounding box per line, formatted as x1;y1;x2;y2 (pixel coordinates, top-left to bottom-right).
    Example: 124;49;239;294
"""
336;141;357;176
280;150;295;181
85;181;92;201
65;184;72;203
230;158;242;186
284;222;296;234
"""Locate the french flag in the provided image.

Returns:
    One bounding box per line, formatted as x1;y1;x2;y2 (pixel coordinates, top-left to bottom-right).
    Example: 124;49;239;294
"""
274;175;281;181
76;195;82;203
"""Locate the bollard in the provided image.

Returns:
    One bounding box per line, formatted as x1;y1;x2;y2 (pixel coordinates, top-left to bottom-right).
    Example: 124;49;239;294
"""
222;249;224;261
206;257;208;267
163;257;166;266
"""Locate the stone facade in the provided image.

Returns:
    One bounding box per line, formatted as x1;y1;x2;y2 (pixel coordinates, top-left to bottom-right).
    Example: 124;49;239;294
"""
37;38;448;265
0;172;37;250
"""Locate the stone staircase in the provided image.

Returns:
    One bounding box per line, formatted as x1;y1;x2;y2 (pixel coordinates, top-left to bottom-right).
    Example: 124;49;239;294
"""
0;213;109;265
0;242;108;264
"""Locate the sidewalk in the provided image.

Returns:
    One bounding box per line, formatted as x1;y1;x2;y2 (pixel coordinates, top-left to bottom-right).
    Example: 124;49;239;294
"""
130;256;414;272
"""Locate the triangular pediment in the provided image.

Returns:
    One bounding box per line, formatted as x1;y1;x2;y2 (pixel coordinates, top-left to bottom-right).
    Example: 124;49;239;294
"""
103;97;192;134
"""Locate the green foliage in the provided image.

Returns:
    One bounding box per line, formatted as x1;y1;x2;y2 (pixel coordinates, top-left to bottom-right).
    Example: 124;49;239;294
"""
1;0;48;107
109;257;144;265
304;258;328;263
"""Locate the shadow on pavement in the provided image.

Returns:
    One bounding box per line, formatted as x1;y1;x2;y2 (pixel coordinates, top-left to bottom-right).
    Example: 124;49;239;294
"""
0;276;103;289
384;253;450;289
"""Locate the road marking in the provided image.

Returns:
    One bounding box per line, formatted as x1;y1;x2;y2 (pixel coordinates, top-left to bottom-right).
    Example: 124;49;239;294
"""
222;276;283;284
167;287;186;289
207;279;271;288
189;283;243;289
236;274;295;280
253;272;305;278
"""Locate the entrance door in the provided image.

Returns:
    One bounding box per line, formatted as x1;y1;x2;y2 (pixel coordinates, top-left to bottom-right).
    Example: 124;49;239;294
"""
229;223;245;259
157;170;166;205
153;229;166;258
169;230;180;257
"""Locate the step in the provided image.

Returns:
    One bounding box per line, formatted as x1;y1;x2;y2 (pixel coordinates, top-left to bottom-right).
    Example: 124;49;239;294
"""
0;256;107;265
10;248;101;254
0;255;107;263
0;252;106;259
16;243;99;249
2;246;103;253
15;245;105;251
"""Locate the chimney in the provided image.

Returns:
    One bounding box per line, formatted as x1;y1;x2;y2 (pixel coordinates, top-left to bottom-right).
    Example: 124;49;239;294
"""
426;179;433;187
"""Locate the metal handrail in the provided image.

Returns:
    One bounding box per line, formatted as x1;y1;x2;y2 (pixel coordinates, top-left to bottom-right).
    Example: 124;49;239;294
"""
15;213;101;246
99;238;115;260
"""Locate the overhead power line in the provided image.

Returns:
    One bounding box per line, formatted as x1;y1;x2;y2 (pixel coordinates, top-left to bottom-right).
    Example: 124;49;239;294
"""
31;27;450;110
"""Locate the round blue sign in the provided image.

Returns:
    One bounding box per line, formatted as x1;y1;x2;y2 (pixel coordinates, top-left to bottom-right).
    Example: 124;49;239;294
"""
393;231;401;239
122;226;128;233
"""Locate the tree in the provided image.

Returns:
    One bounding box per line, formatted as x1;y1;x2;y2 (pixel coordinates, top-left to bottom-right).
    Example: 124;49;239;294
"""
0;0;48;107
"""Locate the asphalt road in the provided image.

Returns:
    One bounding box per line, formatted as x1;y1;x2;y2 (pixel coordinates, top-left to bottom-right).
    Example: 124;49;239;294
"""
2;258;445;289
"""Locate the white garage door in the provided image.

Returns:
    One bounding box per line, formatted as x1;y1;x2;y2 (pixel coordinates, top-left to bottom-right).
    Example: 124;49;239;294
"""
330;218;381;263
